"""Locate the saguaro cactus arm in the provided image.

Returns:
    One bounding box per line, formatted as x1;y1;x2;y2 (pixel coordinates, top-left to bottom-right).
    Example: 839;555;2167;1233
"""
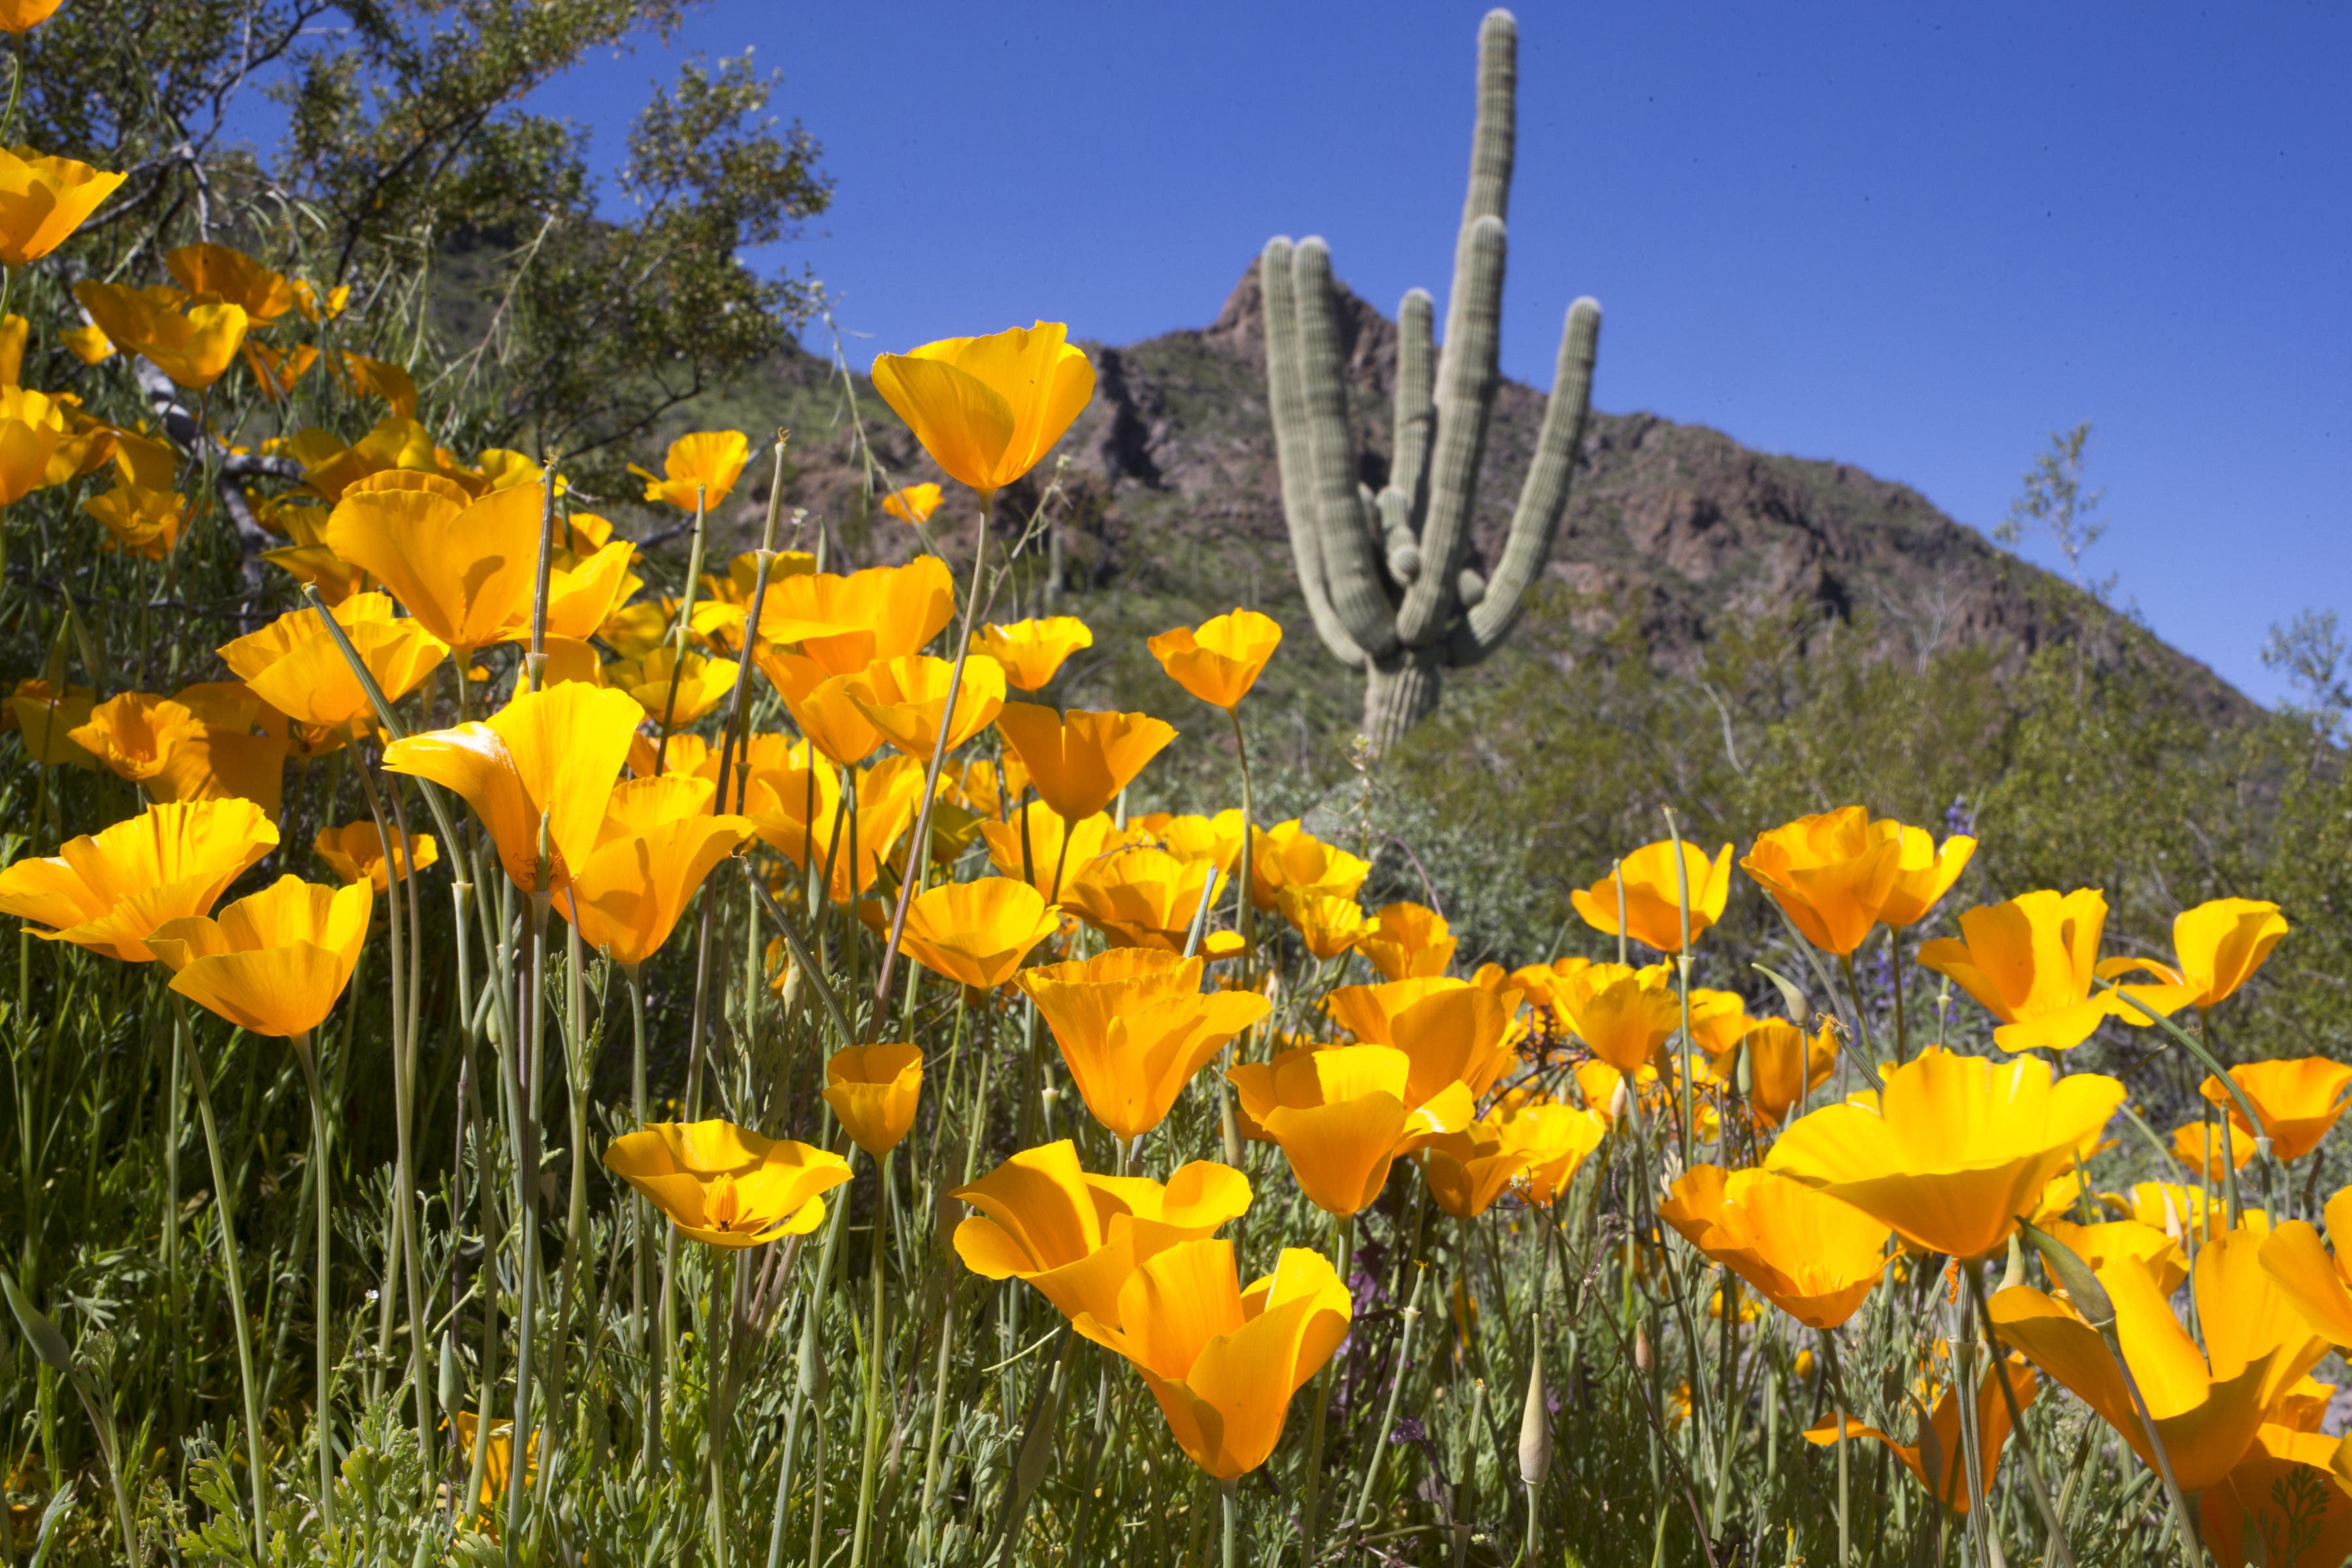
1262;237;1367;670
1396;214;1505;645
1384;287;1437;578
1291;237;1402;660
1448;296;1602;667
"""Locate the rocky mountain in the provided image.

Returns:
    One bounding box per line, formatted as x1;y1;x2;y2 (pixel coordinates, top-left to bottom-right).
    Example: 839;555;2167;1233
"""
689;258;2246;747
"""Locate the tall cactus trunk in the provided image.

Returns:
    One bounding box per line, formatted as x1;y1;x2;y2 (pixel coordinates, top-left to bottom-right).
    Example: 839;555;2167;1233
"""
1364;647;1443;753
1259;8;1602;755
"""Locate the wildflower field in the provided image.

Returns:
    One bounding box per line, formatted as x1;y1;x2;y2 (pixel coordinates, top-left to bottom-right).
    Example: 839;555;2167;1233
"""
1;3;2350;1566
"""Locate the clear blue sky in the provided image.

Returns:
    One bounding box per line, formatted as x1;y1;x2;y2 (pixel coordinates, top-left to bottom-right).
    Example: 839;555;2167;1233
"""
471;3;2352;701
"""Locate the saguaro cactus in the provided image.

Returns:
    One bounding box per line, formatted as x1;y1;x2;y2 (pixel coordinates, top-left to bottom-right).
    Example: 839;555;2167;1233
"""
1262;8;1601;751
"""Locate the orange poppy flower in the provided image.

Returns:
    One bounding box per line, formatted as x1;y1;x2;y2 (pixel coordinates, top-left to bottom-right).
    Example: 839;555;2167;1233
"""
146;875;373;1038
1660;1166;1890;1329
845;653;1005;760
879;483;943;525
1918;889;2186;1053
896;877;1060;990
557;776;751;969
6;678;96;768
323;472;545;656
380;682;645;894
752;557;956;677
0;148;126;265
313;821;437;892
2201;1058;2352;1164
1358;901;1457;981
1742;806;1975;955
1147;609;1282;710
1017;948;1271;1141
1064;846;1226;954
603;1120;851;1247
1226;1043;1475;1217
973;617;1092;692
952;1139;1250;1327
823;1043;924;1156
1072;1240;1348;1480
69;692;202;783
0;798;278;962
994;702;1177;825
1325;975;1516;1108
1569;840;1735;954
1249;819;1370;912
870;322;1094;495
630;430;751;512
165;243;295;323
1767;1050;2125;1261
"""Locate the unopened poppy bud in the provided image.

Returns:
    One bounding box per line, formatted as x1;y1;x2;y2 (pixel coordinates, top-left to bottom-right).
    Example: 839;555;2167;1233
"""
1517;1334;1551;1486
1634;1323;1654;1375
2017;1219;2115;1331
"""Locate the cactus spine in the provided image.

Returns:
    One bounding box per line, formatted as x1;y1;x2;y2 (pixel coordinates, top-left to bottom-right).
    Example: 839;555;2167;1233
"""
1262;8;1602;751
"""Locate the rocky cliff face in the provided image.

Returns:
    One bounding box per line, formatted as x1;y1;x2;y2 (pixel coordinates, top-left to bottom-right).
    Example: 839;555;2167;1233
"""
714;257;2240;730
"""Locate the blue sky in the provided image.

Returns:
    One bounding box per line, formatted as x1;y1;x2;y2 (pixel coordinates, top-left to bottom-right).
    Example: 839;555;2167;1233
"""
317;1;2352;701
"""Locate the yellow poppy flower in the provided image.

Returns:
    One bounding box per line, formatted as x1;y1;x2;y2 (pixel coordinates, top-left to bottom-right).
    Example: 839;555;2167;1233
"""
2255;1190;2352;1348
2202;1058;2352;1163
1418;1116;1531;1220
978;802;1107;897
5;678;96;768
604;646;740;727
312;821;436;893
68;692;202;783
1728;1019;1838;1126
1916;889;2183;1053
1063;845;1224;953
2036;1215;2184;1288
895;876;1060;991
1803;1358;2037;1514
951;1139;1250;1327
244;615;448;733
1570;839;1735;954
1993;1222;2326;1492
1660;1166;1891;1329
752;557;956;677
380;682;645;894
323;472;544;657
2172;1119;2259;1182
0;798;277;962
972;617;1092;693
1226;1043;1475;1217
147;723;291;821
845;653;1005;760
1325;975;1516;1109
1073;1240;1349;1480
73;281;248;389
879;483;943;525
1277;889;1366;960
630;429;750;512
0;147;126;264
1017;948;1271;1141
1767;1050;2125;1260
822;1043;924;1156
740;743;845;864
994;702;1177;825
557;781;751;969
1492;1095;1607;1205
1742;806;1975;955
1147;609;1282;710
0;0;63;33
145;875;372;1038
165;243;296;323
870;322;1094;495
602;1120;851;1248
79;482;184;559
59;321;111;365
1545;960;1682;1075
2166;898;2291;1008
1247;819;1370;912
1358;901;1457;981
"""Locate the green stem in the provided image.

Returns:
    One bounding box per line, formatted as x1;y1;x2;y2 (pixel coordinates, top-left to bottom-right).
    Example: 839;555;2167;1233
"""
174;998;270;1539
850;1147;893;1568
291;1031;338;1527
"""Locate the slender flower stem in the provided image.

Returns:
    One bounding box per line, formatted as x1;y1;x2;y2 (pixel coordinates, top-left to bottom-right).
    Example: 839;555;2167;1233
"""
1298;1211;1353;1551
290;1030;338;1527
174;998;270;1538
502;887;551;1555
849;1147;893;1568
625;965;658;1466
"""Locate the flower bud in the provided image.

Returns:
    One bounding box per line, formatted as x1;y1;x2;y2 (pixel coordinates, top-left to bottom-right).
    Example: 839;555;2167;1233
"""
1634;1322;1654;1375
1517;1335;1552;1487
